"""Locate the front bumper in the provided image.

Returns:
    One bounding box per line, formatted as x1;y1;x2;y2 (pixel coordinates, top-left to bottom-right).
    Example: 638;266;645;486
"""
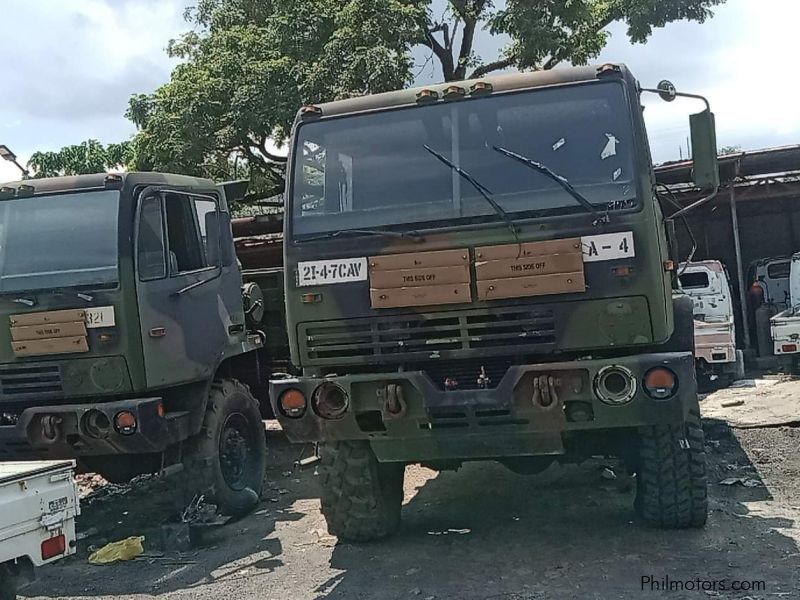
0;397;193;459
271;352;698;462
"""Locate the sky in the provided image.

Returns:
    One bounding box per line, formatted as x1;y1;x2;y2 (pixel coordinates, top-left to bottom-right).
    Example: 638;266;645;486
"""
1;0;799;183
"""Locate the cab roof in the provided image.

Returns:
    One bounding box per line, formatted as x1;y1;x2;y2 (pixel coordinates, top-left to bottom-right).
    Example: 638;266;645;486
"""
301;63;635;120
0;172;216;196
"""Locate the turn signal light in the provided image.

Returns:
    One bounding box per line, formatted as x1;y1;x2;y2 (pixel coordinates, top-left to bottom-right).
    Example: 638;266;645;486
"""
114;410;137;435
644;367;677;400
41;534;66;560
279;389;307;418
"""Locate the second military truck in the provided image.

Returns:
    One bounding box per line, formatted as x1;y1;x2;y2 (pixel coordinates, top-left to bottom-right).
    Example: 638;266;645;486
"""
271;64;719;540
0;174;267;515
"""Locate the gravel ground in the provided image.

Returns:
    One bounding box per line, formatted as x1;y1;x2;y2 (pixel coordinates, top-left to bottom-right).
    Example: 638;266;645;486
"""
22;396;800;600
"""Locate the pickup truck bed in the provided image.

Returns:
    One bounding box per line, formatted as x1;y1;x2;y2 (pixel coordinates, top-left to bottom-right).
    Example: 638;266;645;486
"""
0;461;79;598
770;306;800;356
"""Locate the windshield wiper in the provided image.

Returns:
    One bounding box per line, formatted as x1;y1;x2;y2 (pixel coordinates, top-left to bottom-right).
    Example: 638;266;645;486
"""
423;145;521;245
296;229;424;244
492;145;609;225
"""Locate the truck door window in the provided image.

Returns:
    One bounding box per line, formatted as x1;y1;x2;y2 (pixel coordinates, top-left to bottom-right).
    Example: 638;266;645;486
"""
137;195;167;281
164;194;208;274
192;198;219;265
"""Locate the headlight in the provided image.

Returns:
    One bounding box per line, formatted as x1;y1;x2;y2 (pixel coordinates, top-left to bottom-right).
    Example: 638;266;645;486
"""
312;382;349;420
594;365;636;405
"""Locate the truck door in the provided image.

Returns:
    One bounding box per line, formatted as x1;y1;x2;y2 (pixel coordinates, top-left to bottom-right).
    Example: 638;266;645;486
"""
134;189;229;388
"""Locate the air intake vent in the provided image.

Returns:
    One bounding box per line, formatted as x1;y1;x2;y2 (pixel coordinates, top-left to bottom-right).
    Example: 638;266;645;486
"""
0;363;63;404
301;306;555;366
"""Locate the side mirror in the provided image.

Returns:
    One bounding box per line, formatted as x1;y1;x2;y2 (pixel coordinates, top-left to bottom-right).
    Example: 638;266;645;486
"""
689;109;720;189
657;80;677;102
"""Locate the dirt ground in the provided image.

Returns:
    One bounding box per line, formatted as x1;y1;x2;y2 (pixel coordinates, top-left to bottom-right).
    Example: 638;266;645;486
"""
23;384;800;600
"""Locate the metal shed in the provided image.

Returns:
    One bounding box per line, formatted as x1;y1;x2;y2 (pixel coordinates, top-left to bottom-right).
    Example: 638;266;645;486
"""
656;145;800;352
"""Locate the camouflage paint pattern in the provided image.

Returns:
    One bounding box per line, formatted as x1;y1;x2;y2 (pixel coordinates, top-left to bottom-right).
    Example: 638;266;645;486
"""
0;172;259;458
271;64;700;462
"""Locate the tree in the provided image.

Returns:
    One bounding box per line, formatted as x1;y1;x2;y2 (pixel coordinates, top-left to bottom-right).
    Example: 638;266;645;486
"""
129;0;725;195
27;140;133;178
718;145;742;155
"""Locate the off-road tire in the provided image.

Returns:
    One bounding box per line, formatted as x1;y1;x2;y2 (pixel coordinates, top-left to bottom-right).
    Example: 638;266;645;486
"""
184;379;266;517
635;410;708;528
0;564;17;600
319;441;404;542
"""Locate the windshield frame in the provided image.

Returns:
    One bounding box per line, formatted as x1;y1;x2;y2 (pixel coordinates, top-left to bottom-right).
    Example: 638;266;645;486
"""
0;188;122;295
287;78;645;244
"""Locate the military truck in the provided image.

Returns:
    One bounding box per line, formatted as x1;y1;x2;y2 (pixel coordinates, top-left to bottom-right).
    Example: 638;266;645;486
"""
0;173;267;515
270;64;720;541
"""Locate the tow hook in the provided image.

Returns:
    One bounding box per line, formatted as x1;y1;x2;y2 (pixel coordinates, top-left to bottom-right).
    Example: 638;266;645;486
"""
532;375;561;408
381;383;407;419
41;415;64;444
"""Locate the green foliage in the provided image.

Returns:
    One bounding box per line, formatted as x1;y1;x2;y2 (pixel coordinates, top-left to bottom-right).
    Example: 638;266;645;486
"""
128;0;725;198
27;140;133;178
718;145;742;155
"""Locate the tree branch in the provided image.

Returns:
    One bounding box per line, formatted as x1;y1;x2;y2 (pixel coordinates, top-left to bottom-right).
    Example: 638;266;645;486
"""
469;55;515;79
542;11;621;70
451;0;488;81
246;135;288;163
419;19;455;80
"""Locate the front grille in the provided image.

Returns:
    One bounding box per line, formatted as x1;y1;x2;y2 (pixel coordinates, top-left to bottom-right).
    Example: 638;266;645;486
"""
411;356;513;390
0;363;64;404
301;306;555;366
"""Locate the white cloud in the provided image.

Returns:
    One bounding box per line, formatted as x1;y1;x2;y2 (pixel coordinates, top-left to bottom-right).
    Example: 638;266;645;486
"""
599;0;800;161
0;0;187;179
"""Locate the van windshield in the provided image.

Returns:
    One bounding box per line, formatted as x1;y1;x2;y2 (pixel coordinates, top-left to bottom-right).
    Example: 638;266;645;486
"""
0;190;120;293
291;81;637;238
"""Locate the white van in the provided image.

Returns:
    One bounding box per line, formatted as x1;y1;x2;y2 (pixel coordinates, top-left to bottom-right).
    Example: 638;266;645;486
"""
679;261;744;387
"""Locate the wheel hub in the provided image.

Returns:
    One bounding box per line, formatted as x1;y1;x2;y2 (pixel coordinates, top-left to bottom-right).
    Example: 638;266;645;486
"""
219;414;253;490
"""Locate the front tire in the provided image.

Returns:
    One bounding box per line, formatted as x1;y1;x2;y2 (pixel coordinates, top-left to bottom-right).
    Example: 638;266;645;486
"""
184;379;266;516
319;441;404;542
635;410;708;528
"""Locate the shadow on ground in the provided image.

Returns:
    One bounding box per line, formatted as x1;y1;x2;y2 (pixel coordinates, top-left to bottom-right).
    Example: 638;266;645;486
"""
24;430;317;597
314;420;799;600
24;422;800;600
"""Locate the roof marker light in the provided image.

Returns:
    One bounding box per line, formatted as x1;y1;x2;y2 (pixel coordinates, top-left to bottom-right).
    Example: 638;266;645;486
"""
443;85;466;100
469;81;493;96
415;89;439;103
300;105;323;119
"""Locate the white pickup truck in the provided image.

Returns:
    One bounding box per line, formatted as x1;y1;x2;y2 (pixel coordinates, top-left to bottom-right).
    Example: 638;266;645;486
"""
679;260;744;387
0;461;79;599
770;253;800;371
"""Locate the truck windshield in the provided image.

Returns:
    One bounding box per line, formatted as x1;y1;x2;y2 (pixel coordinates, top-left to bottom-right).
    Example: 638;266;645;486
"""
0;190;120;293
291;81;637;238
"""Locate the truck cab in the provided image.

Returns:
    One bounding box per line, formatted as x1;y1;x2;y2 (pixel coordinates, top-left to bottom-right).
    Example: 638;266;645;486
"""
678;260;743;386
0;173;267;515
271;64;718;540
770;253;800;368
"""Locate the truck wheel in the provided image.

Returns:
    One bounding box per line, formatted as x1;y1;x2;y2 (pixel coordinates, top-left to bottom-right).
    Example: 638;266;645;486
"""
319;441;404;542
184;379;266;516
0;564;16;600
635;410;708;528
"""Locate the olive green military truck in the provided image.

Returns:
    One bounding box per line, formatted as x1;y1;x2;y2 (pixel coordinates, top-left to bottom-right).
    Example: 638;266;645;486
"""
0;173;268;515
270;64;720;541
